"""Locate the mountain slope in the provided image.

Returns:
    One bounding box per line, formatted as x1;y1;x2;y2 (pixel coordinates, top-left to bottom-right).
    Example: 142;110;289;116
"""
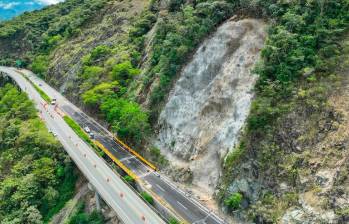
0;0;348;223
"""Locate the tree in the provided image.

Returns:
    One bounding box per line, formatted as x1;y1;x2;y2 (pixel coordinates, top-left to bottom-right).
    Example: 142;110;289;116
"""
111;61;140;86
123;175;134;183
43;187;59;208
81;66;104;80
31;55;48;77
24;206;43;224
100;98;150;144
0;83;77;222
33;157;56;184
82;81;120;107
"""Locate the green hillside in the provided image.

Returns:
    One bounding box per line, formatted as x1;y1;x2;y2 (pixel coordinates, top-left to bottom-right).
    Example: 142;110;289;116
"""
0;0;348;223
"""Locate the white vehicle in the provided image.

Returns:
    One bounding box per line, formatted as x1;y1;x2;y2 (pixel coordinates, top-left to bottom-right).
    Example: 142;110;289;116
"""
84;126;90;133
51;98;56;105
89;132;94;139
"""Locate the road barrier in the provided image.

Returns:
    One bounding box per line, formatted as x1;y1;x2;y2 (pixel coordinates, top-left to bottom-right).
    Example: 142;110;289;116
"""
113;136;157;171
94;140;138;180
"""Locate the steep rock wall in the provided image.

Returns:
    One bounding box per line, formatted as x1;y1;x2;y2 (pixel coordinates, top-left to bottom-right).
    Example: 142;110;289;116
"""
156;18;266;194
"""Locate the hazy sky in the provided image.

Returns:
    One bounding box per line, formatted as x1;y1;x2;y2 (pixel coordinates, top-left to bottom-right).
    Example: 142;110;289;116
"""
0;0;64;21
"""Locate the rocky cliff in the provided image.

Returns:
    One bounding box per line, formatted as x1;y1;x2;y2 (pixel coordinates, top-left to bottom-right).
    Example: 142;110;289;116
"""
0;0;348;223
156;18;266;196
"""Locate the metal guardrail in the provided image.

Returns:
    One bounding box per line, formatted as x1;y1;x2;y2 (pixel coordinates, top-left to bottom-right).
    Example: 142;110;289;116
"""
113;136;157;171
2;68;172;224
10;69;225;224
93;140;138;180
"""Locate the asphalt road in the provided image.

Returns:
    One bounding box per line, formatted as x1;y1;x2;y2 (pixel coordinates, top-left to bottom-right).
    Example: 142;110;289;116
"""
2;67;227;224
0;67;166;224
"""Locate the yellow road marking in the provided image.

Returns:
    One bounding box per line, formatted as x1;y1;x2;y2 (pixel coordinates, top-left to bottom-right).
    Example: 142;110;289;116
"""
113;136;157;171
94;140;138;180
138;179;188;224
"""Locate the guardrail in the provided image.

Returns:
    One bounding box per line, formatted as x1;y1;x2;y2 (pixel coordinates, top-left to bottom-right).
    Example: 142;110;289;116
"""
113;136;157;171
1;68;173;224
93;140;138;180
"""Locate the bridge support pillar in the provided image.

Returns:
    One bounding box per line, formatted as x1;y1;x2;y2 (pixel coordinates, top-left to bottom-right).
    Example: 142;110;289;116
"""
95;191;101;211
88;183;101;211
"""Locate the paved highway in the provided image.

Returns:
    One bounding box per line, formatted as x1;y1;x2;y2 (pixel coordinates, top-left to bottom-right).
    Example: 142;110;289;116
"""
0;66;166;224
1;67;227;224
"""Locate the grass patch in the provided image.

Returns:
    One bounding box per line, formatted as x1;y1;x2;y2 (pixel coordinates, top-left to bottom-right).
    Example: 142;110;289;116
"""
20;72;51;102
33;83;51;103
63;115;104;156
140;191;154;205
224;142;245;170
168;217;180;224
149;146;168;168
63;115;92;144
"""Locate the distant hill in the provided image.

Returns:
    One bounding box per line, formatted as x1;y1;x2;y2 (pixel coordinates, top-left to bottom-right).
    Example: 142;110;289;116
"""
0;0;63;21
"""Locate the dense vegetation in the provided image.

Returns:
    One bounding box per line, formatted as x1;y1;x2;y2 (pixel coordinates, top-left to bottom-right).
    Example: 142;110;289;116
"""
0;0;109;66
220;0;349;222
0;82;77;223
67;202;104;224
0;0;348;222
0;0;235;146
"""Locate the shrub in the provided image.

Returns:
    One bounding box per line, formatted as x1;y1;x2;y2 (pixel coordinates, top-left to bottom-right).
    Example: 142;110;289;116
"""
81;66;104;80
141;192;154;205
123;175;134;183
225;192;243;210
224;143;245;169
149;146;168;167
168;217;180;224
90;45;111;61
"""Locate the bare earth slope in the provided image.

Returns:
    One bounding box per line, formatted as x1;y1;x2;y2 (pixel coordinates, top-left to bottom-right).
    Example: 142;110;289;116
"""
156;18;266;196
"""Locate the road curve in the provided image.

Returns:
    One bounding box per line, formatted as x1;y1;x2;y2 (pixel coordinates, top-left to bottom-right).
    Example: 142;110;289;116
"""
0;66;166;224
1;66;228;224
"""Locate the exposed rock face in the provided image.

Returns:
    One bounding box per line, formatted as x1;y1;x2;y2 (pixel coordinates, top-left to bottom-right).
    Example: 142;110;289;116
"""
224;38;349;223
157;19;266;194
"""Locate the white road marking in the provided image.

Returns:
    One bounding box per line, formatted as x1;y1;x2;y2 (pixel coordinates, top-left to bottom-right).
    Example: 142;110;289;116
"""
177;201;188;210
5;68;227;224
156;184;165;192
138;172;152;178
120;156;135;162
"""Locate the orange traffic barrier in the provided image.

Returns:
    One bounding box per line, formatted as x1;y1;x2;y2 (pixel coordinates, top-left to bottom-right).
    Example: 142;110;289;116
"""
54;106;66;117
113;136;157;171
94;140;138;180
